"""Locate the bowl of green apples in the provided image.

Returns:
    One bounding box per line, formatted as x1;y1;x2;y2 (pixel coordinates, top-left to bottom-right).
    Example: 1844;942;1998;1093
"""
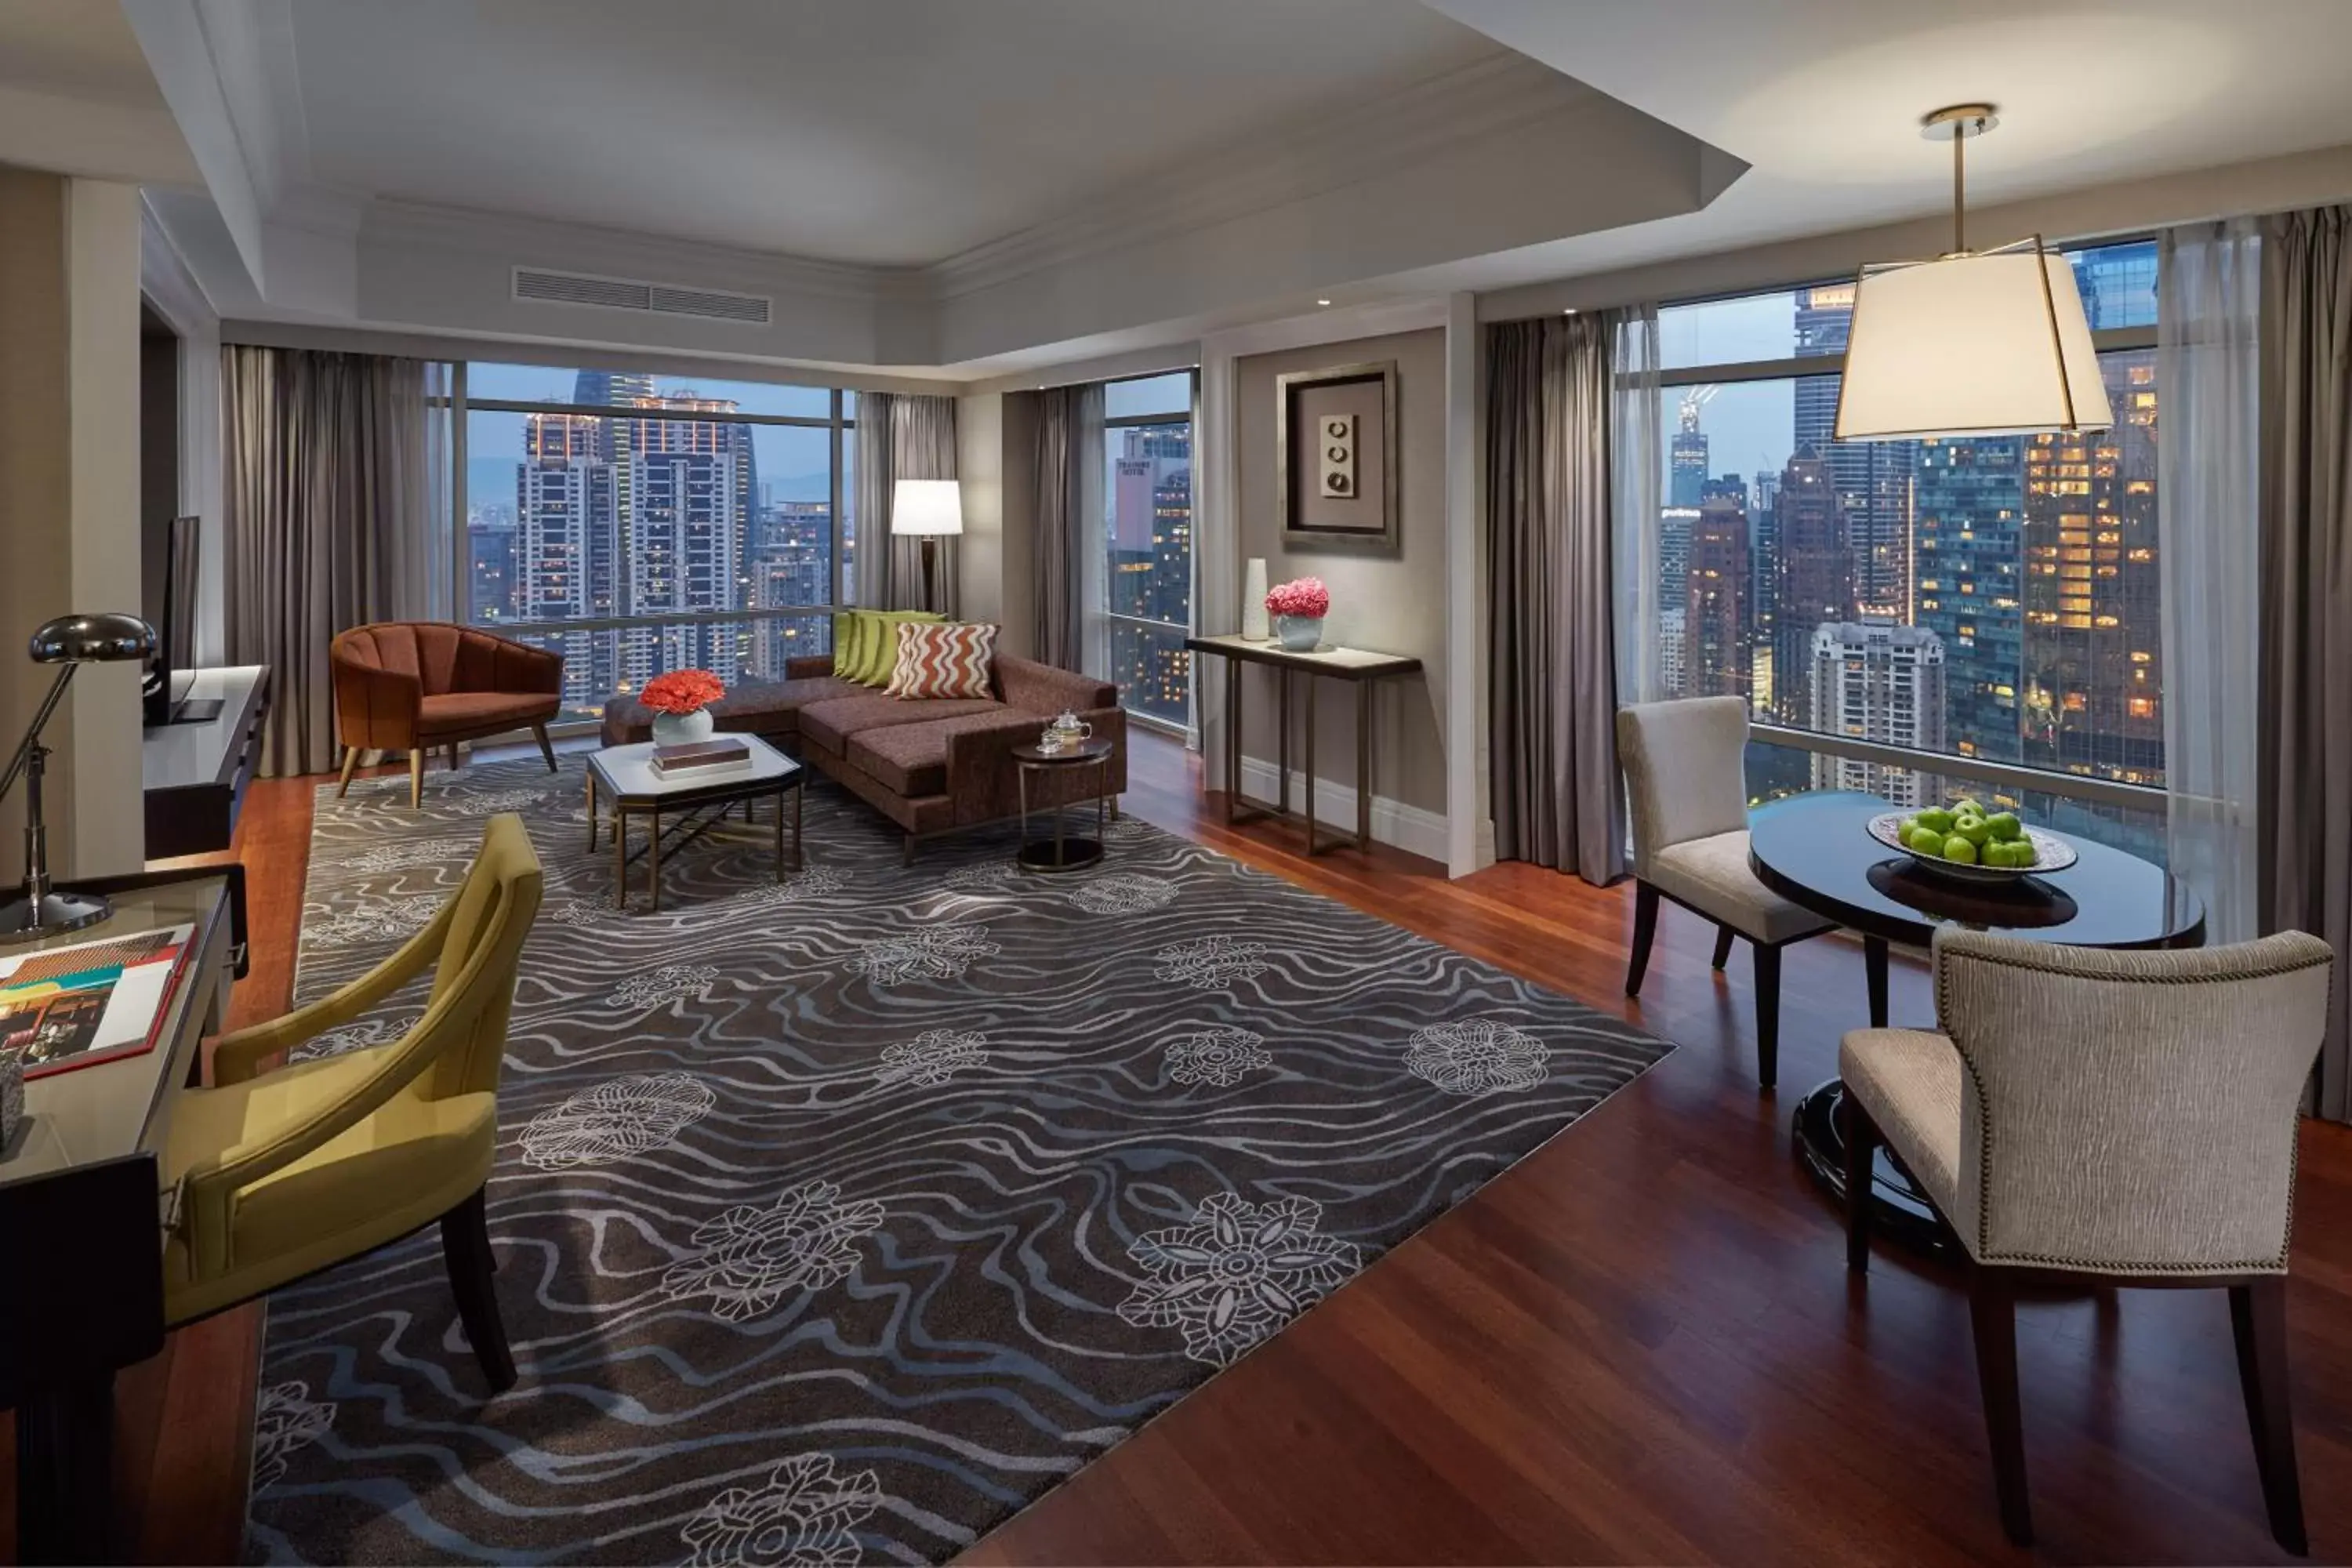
1865;797;2079;884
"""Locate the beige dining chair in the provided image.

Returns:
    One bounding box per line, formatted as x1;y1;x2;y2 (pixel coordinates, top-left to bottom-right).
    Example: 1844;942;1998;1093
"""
1617;696;1835;1087
1840;924;2334;1552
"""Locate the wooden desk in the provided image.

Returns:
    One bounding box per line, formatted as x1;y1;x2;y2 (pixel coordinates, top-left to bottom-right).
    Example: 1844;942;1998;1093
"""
0;872;242;1564
143;665;270;860
1185;634;1423;855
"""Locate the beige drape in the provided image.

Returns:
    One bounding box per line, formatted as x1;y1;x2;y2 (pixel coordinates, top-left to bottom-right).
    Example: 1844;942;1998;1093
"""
1485;314;1624;884
222;345;436;777
2258;205;2352;1120
1030;383;1099;666
857;394;960;615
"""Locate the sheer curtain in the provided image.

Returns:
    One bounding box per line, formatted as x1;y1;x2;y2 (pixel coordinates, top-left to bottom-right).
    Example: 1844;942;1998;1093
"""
887;395;959;616
2257;205;2352;1120
853;392;895;608
1610;305;1664;706
222;345;436;776
2157;217;2263;945
1484;314;1624;882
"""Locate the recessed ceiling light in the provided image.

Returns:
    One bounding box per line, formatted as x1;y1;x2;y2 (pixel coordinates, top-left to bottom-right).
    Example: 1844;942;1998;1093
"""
1316;298;1332;307
1563;307;1579;315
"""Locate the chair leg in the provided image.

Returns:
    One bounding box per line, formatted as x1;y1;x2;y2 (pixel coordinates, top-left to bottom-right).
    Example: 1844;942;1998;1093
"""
902;834;918;867
336;746;359;797
2230;1277;2309;1555
1711;924;1735;970
408;750;424;809
447;742;461;772
532;721;557;773
440;1187;517;1396
1752;942;1781;1090
1968;1269;2034;1547
1844;1097;1878;1273
1625;881;1661;996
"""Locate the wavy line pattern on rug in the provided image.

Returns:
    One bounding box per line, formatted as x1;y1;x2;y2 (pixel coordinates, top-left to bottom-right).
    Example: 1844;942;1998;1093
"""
246;757;1670;1564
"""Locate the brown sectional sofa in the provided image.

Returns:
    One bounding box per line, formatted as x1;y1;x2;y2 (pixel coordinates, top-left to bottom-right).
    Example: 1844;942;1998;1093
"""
601;652;1126;861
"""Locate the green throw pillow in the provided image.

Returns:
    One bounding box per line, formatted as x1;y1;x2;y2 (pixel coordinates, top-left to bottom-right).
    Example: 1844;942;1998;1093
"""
831;611;864;677
855;610;944;687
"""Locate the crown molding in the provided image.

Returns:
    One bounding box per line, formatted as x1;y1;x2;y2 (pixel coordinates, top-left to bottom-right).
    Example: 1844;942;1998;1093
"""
927;53;1593;302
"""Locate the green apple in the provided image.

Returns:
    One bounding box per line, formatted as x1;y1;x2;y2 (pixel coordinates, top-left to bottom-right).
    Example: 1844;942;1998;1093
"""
1942;834;1980;865
1985;811;2023;842
1907;824;1947;855
1998;840;2038;869
1952;797;1984;818
1916;807;1955;834
1954;815;1993;848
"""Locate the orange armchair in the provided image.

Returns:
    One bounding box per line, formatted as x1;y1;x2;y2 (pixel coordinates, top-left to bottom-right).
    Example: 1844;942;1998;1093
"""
332;622;564;806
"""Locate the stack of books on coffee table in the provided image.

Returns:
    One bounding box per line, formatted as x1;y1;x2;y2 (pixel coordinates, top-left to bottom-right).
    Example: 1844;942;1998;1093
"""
649;737;753;778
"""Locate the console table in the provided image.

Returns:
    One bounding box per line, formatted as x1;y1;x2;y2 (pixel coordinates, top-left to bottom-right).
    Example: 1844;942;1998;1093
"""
142;665;269;860
1185;634;1423;855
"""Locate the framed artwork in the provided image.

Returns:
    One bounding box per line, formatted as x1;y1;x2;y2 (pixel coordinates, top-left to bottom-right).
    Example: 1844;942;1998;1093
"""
1276;360;1399;553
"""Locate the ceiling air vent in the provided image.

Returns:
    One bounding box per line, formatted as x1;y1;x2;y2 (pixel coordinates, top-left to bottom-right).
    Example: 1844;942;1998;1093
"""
511;267;771;326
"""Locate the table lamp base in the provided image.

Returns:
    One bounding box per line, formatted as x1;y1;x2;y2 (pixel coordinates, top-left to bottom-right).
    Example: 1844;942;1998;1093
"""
0;889;112;944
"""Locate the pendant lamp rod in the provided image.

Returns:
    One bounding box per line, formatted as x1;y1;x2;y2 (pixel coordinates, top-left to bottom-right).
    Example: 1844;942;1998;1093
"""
1922;103;1997;256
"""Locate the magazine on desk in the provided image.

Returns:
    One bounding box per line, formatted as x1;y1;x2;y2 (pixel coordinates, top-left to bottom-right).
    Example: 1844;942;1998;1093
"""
0;924;196;1080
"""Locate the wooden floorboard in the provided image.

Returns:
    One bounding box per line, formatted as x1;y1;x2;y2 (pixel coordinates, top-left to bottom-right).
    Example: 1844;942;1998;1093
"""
7;731;2347;1564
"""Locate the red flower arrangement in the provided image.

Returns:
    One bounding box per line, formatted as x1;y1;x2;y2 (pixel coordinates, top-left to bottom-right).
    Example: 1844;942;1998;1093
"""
1265;576;1330;619
641;668;725;716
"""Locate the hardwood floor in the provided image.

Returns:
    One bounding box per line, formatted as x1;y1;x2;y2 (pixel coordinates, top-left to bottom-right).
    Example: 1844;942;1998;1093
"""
9;731;2348;1563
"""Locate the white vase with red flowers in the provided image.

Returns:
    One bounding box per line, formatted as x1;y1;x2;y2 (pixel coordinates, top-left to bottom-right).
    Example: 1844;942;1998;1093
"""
1265;577;1330;652
642;668;725;746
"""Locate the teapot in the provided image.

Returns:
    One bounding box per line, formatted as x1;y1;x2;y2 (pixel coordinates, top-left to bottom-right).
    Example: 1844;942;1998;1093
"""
1047;710;1093;745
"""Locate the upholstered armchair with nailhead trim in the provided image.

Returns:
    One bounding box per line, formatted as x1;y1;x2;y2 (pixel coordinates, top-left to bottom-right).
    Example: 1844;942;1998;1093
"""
1840;924;2335;1552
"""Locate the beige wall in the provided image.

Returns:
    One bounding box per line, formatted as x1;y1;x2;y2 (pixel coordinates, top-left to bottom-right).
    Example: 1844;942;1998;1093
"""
996;391;1040;660
1233;326;1447;817
0;169;145;877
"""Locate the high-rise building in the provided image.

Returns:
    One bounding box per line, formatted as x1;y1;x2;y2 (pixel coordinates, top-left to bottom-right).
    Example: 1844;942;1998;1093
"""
1682;495;1750;700
1670;400;1709;508
1807;619;1947;806
467;521;515;623
518;412;622;709
1791;281;1913;616
2020;353;2163;784
1771;454;1853;726
1914;436;2027;763
1657;505;1697;651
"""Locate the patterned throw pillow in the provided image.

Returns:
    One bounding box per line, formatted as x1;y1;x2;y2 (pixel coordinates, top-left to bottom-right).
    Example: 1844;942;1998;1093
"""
887;621;997;700
853;610;944;687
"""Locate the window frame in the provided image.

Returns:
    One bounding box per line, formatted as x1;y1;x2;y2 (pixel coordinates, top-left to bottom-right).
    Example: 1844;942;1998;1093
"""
1644;240;2165;818
1097;368;1200;738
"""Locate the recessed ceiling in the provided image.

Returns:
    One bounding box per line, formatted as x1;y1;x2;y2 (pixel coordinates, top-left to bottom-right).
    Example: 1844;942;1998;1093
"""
285;0;1505;267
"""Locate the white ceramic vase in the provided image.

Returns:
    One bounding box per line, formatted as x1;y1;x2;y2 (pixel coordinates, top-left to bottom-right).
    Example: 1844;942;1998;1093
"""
651;708;715;746
1241;557;1271;641
1274;615;1324;652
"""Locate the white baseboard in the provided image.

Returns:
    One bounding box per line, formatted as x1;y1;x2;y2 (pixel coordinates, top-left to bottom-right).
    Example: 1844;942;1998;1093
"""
1236;756;1450;864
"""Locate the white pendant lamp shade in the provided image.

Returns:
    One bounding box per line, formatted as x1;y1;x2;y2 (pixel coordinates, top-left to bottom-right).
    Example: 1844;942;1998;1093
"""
891;478;964;535
1834;239;2114;441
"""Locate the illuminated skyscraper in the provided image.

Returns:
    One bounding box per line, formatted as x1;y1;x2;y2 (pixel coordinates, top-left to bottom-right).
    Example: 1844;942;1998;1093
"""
1808;620;1947;807
1771;453;1853;727
1670;400;1709;508
1914;436;2026;763
1792;281;1913;616
1682;495;1750;700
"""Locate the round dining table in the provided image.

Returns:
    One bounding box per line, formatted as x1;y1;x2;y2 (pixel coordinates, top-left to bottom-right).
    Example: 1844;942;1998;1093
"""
1747;790;2205;1255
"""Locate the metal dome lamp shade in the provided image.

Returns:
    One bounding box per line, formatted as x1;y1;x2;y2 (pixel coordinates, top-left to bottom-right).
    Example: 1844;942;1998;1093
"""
1833;106;2114;442
0;612;158;942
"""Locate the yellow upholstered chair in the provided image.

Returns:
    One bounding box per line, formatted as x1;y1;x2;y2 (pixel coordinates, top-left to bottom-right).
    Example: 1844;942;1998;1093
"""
162;814;543;1394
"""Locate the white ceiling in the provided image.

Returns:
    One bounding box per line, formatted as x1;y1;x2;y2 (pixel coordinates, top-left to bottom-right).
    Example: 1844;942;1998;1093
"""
1424;0;2352;291
283;0;1504;267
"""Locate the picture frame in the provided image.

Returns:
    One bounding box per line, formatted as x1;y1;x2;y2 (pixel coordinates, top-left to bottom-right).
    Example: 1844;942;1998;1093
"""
1276;360;1399;554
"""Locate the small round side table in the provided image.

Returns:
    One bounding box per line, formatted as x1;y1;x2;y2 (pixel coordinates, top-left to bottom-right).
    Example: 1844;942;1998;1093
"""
1010;738;1115;873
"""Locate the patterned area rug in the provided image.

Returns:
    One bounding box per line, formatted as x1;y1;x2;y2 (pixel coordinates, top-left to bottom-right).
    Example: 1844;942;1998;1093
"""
246;756;1670;1564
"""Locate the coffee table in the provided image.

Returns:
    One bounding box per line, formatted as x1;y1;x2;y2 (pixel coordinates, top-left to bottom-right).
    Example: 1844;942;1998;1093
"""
1010;739;1115;873
586;736;804;913
1747;789;2205;1255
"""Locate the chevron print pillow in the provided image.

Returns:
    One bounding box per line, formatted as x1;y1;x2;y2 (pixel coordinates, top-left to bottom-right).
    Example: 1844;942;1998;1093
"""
887;621;998;700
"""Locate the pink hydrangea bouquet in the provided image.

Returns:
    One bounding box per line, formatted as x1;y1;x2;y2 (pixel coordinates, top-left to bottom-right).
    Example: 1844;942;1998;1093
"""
1265;576;1330;619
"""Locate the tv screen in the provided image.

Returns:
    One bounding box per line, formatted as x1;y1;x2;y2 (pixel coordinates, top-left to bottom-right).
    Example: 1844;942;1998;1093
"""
141;514;201;724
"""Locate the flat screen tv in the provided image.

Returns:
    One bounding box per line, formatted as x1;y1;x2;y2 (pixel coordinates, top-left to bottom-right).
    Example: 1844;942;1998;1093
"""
141;514;218;727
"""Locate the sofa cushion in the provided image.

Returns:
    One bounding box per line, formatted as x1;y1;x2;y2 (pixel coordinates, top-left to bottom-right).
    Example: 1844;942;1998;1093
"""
847;610;943;687
417;690;560;736
599;675;862;746
846;712;1025;797
887;622;997;700
798;693;1004;754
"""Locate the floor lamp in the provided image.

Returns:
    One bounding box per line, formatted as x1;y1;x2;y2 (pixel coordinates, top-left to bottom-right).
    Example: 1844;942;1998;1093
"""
891;479;963;615
0;612;158;942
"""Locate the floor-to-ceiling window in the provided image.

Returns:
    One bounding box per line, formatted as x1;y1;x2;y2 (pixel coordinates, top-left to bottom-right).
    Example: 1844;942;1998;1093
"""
449;364;854;722
1098;371;1196;730
1639;239;2167;859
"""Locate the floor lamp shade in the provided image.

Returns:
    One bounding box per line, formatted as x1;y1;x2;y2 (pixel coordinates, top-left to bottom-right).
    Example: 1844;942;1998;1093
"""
1833;239;2114;441
890;480;964;536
